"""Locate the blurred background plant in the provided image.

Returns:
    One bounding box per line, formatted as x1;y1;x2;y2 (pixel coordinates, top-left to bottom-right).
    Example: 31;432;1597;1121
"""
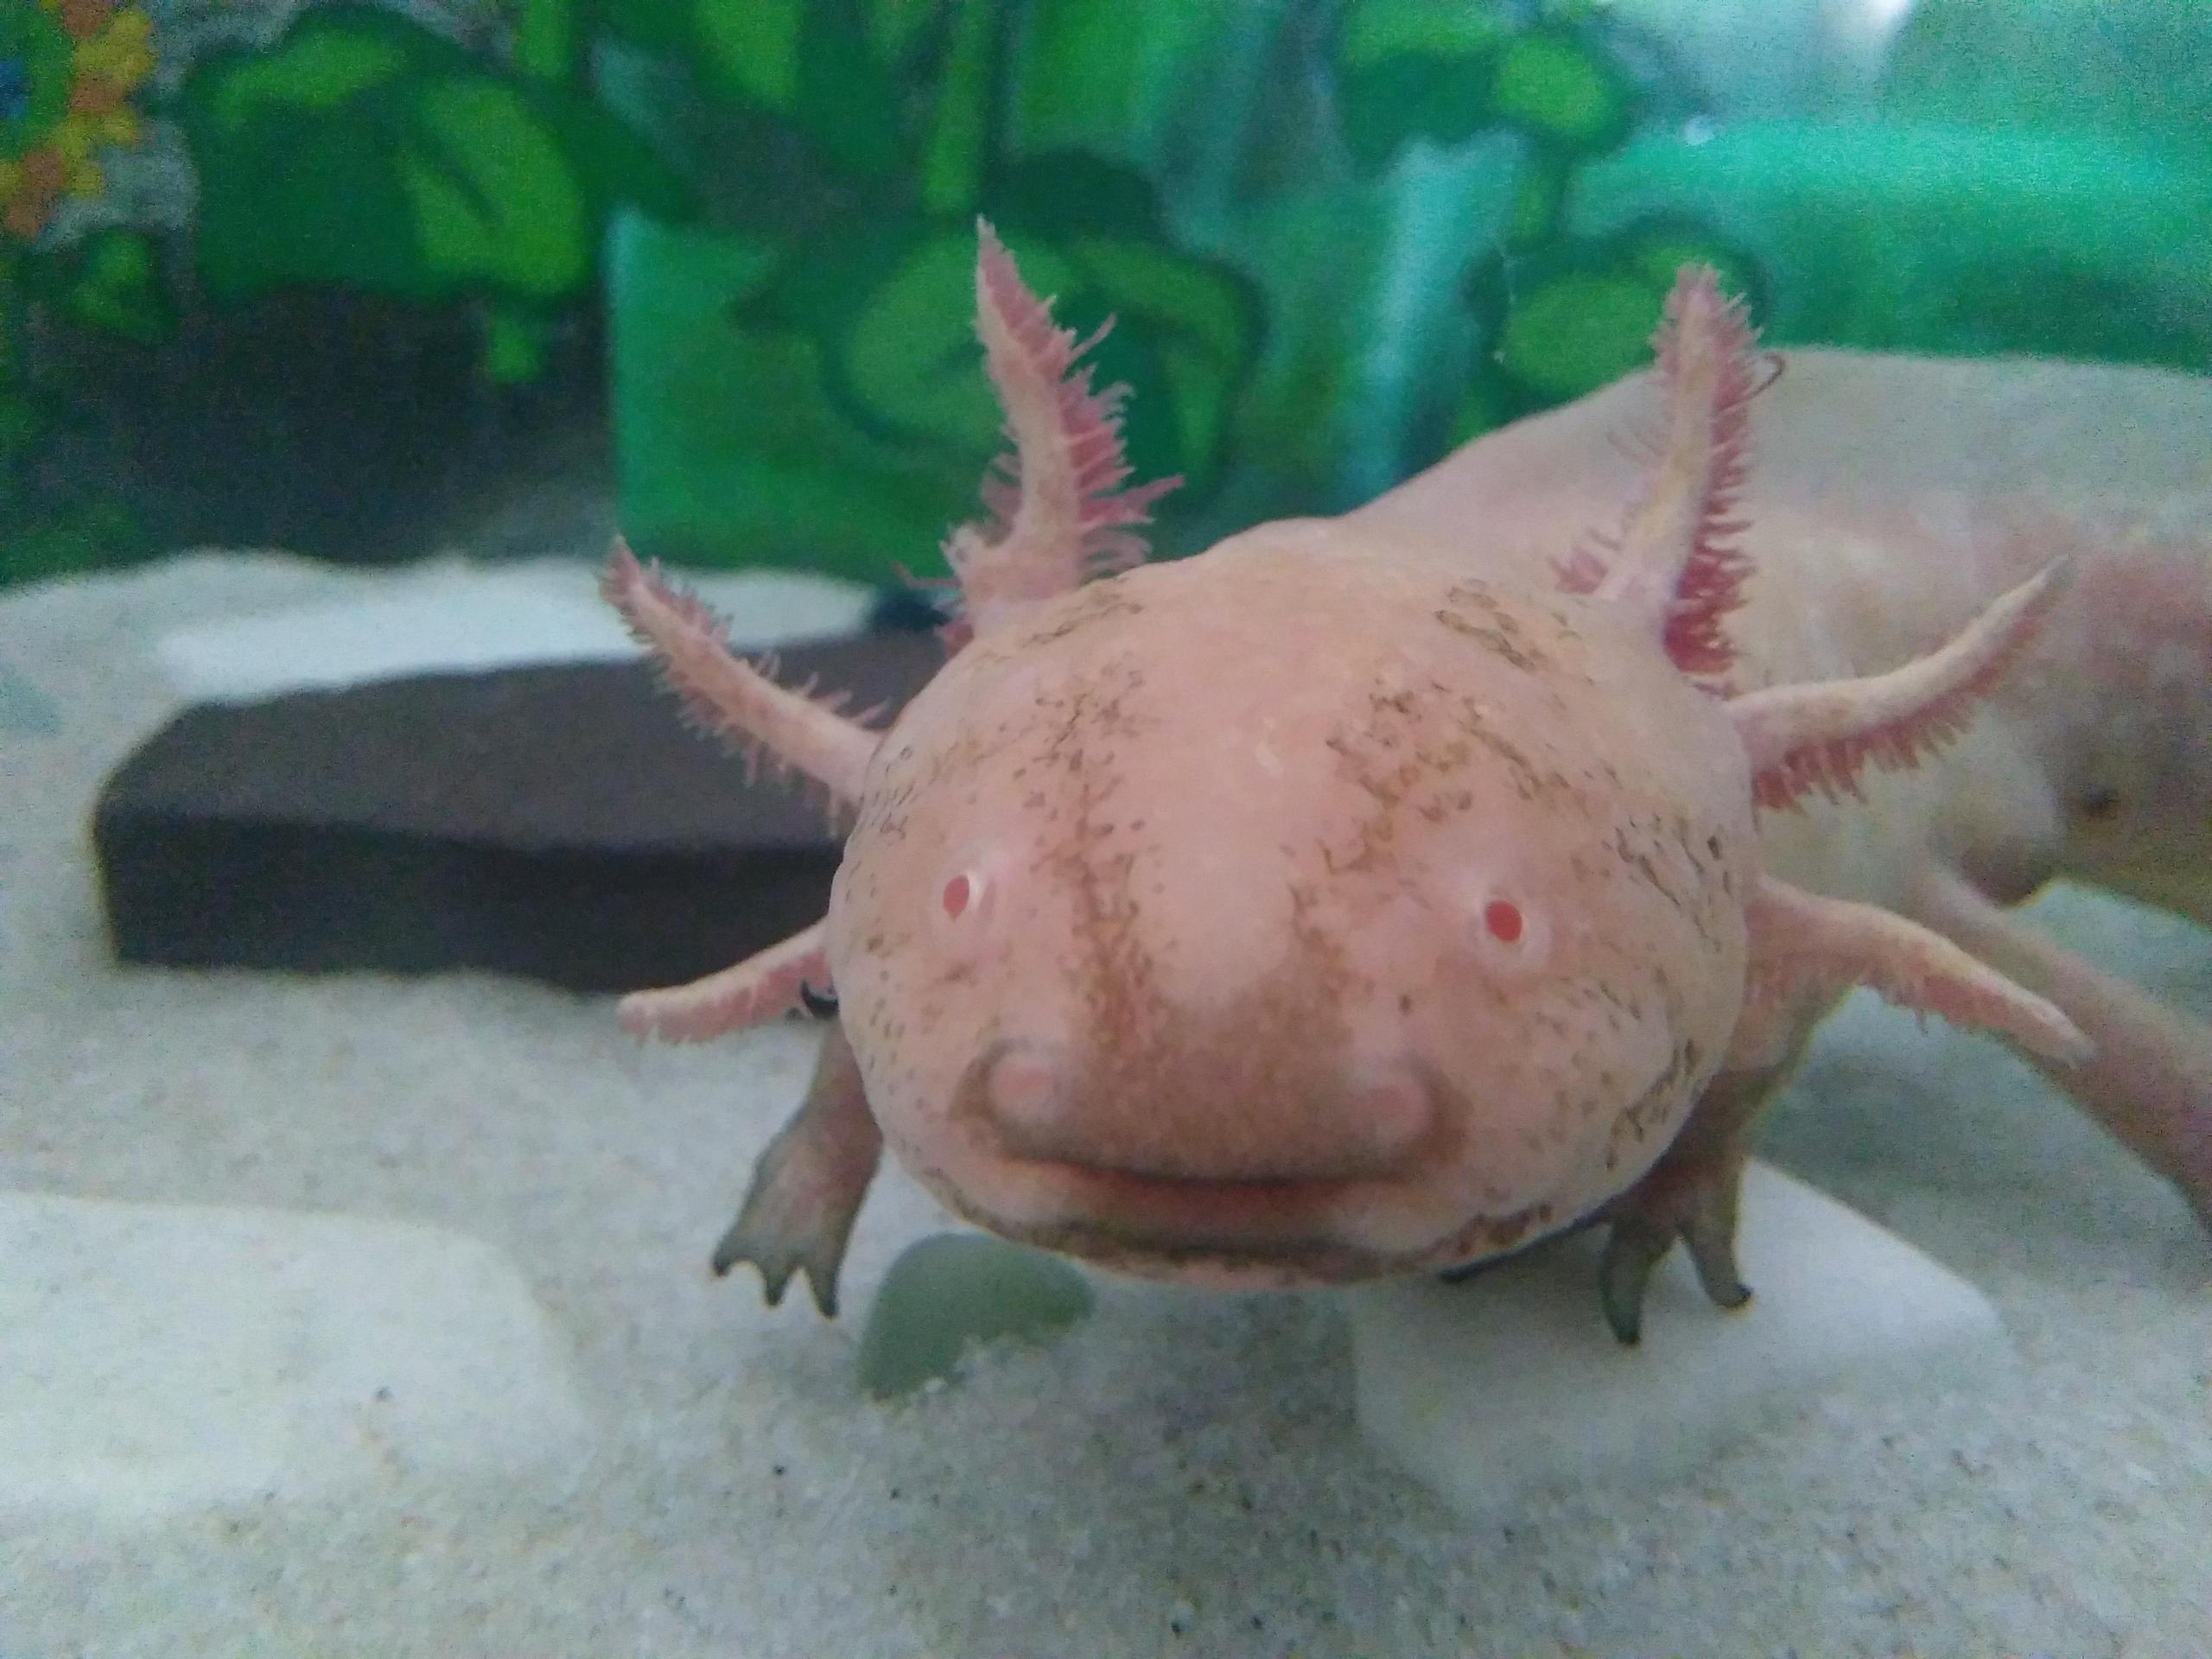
3;0;2209;589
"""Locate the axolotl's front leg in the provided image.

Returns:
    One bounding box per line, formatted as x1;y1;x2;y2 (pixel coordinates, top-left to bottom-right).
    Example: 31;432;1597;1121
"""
607;906;885;1316
709;1020;882;1317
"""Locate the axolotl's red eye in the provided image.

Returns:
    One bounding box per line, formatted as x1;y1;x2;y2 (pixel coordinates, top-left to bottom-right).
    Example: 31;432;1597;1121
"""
1458;880;1548;976
942;874;974;918
938;867;997;928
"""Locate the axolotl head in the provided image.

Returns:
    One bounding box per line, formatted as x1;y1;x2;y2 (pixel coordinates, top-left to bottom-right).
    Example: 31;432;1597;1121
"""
823;524;1760;1285
607;228;2085;1313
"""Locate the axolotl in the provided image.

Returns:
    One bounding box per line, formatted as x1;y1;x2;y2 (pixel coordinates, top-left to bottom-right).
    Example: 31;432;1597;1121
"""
598;221;2123;1340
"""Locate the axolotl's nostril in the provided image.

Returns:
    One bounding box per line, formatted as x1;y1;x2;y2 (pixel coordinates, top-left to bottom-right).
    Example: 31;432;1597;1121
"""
1345;1065;1436;1166
984;1046;1064;1133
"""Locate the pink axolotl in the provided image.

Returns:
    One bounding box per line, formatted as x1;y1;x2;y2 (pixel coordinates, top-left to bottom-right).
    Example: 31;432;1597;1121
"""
601;221;2104;1342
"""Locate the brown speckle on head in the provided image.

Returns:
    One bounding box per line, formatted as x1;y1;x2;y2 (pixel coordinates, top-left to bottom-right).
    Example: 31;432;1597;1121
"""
1433;579;1560;673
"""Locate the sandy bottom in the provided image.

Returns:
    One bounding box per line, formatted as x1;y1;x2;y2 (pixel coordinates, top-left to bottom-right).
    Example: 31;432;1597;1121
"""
3;555;2209;1657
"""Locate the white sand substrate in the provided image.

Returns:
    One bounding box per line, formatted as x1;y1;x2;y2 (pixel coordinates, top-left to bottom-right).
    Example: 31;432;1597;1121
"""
2;554;2207;1657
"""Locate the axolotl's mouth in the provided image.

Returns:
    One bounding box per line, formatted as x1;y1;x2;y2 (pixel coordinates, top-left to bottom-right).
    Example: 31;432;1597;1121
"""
957;1183;1440;1289
895;1042;1557;1289
925;1160;1560;1290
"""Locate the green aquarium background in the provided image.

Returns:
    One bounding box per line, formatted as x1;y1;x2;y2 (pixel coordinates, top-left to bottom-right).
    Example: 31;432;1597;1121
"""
4;0;2209;590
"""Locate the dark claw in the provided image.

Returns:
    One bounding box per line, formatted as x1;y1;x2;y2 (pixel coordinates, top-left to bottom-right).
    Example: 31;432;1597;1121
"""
709;1224;743;1280
709;1210;792;1300
1682;1213;1751;1312
1598;1220;1671;1346
1678;1159;1753;1312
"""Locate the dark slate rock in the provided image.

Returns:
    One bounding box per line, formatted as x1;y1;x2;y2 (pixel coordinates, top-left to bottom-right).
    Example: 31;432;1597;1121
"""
92;632;945;993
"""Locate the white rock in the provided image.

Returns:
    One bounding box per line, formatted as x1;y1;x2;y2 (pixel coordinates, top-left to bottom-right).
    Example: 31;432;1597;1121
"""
0;1191;593;1524
155;558;874;703
1346;1161;2012;1522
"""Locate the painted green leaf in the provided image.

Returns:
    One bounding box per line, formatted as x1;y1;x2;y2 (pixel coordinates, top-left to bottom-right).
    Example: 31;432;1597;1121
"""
537;95;699;228
1621;230;1761;308
1489;29;1630;150
1461;220;1762;430
1504;150;1571;250
835;229;1046;452
1054;232;1262;493
822;215;1255;494
772;2;907;181
510;0;583;82
56;232;175;343
1337;33;1504;170
918;0;995;216
687;0;803;108
1337;7;1635;171
987;149;1166;241
728;219;1014;457
398;78;588;297
609;212;987;582
180;12;422;298
204;24;404;118
599;0;906;183
1009;0;1256;175
1447;365;1515;448
0;498;146;588
612;204;1262;582
741;166;1256;492
178;4;687;305
1495;268;1662;404
1341;0;1513;63
867;0;953;64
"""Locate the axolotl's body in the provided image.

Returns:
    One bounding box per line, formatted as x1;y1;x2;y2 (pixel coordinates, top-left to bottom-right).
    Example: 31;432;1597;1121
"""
600;222;2144;1339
